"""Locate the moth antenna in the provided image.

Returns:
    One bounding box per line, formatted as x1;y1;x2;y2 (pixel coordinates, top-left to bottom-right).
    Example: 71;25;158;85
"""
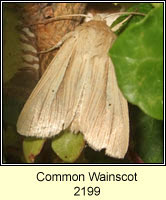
111;15;132;32
103;12;146;20
30;14;90;26
29;12;145;27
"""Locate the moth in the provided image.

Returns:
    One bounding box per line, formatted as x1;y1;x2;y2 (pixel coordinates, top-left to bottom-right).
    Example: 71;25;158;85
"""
17;17;129;159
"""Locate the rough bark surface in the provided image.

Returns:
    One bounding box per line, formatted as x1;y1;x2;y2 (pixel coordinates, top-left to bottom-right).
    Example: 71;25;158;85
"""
22;3;87;75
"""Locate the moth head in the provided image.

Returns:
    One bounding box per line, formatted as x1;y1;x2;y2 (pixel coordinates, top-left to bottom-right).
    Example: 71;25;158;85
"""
84;12;121;27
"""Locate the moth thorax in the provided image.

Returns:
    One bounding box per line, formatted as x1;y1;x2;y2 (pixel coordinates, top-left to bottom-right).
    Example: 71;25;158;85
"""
92;14;105;21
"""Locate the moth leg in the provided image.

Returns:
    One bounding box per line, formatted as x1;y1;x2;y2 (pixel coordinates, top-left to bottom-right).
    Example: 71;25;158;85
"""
39;31;75;54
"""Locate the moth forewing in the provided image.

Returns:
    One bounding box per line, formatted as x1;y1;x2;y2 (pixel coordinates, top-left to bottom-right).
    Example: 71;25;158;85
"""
105;59;129;158
17;20;129;159
17;34;78;136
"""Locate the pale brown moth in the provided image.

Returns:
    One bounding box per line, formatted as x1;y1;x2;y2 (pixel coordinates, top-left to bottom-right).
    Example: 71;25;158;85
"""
17;15;131;159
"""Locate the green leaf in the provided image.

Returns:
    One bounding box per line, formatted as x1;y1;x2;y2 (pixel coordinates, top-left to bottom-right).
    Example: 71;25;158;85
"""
151;3;163;8
3;126;20;147
3;4;39;126
111;3;153;35
3;5;22;83
3;126;23;163
130;106;163;163
23;138;46;163
51;130;85;163
110;6;163;120
3;68;38;126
